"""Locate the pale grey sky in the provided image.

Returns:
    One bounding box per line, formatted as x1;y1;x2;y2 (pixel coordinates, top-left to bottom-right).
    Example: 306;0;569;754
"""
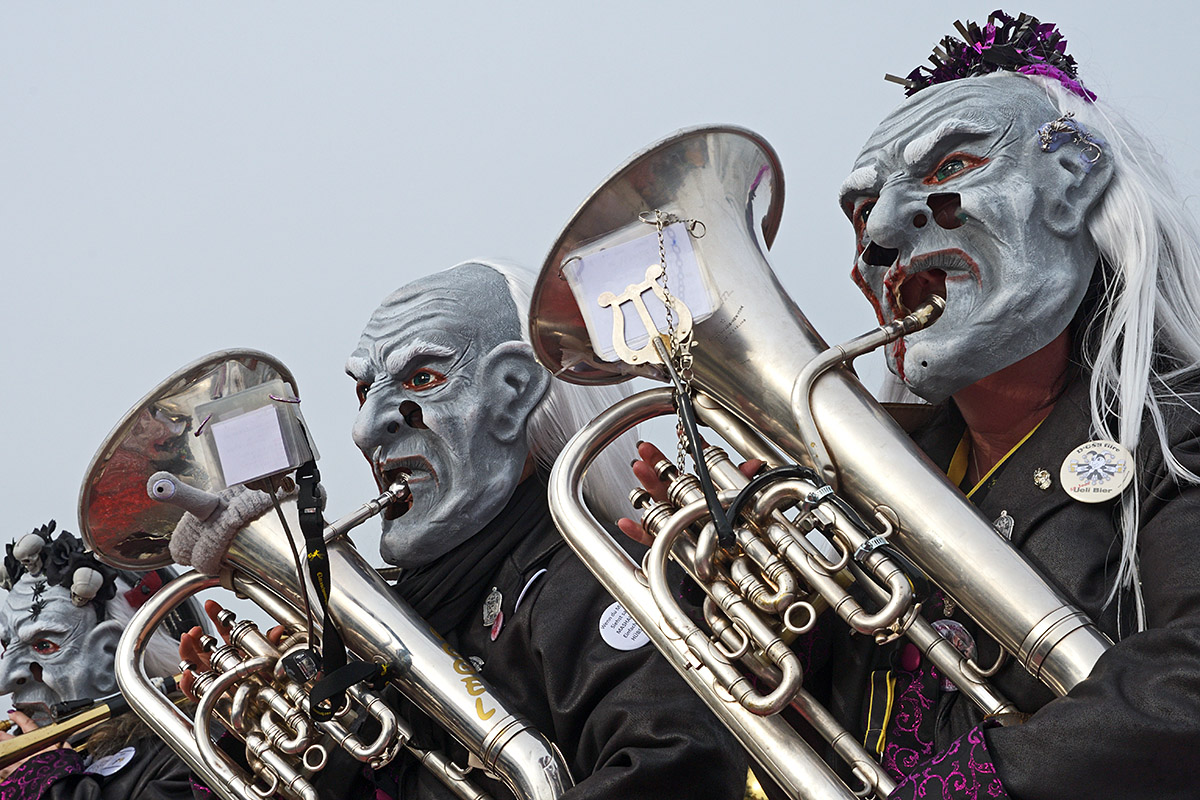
4;2;1199;571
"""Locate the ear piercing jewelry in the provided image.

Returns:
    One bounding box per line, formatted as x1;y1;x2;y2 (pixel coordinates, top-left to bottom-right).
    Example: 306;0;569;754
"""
1038;112;1103;164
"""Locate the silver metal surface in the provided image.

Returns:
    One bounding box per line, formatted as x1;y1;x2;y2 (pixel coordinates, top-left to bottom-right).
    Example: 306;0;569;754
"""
528;125;1113;798
219;498;572;799
528;125;1110;694
548;388;863;800
91;350;572;800
79;349;299;570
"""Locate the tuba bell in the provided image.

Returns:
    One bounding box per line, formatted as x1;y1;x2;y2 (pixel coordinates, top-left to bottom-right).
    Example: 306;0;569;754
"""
79;349;571;800
526;126;1112;798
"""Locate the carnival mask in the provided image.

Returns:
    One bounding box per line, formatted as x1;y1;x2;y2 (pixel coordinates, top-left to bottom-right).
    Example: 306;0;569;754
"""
0;583;122;725
839;73;1114;402
346;263;551;568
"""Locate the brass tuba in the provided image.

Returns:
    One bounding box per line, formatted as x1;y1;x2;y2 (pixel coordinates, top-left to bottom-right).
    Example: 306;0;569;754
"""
526;126;1112;799
79;350;571;800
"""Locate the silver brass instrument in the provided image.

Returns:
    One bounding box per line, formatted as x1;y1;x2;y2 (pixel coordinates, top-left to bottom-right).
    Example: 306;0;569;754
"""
79;350;571;800
526;126;1112;799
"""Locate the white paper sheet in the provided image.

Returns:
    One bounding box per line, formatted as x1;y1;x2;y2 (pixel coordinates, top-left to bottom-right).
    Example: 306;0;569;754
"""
563;222;714;362
210;405;291;486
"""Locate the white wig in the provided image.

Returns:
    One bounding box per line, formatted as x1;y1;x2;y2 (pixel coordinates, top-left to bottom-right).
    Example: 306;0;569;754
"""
1032;75;1200;629
481;261;641;525
878;76;1200;630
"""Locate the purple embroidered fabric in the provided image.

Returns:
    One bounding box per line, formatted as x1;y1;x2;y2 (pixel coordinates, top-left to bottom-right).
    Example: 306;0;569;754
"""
189;777;217;797
889;725;1010;800
0;749;85;800
880;661;938;779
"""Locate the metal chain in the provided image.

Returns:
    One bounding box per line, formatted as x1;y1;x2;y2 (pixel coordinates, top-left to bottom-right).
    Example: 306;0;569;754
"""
650;210;695;472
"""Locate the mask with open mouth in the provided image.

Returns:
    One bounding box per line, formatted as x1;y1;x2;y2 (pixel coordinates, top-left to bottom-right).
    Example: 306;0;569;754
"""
347;263;551;568
0;582;122;727
839;73;1113;402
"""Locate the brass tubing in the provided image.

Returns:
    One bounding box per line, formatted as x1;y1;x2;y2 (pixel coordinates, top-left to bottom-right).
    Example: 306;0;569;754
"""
647;494;802;715
549;387;859;799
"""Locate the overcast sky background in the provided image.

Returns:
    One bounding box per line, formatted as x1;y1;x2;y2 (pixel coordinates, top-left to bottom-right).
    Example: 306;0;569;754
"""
4;3;1200;582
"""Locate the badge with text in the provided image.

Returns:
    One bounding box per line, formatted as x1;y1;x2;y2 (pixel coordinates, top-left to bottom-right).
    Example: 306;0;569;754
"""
86;746;136;776
1059;440;1134;503
598;602;649;651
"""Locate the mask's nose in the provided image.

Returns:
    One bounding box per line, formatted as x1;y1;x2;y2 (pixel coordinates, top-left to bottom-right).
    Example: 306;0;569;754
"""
0;650;35;695
861;185;935;263
352;393;428;453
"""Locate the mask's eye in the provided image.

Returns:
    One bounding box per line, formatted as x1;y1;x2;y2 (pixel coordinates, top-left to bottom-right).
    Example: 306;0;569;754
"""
853;200;876;242
925;153;987;185
403;369;446;392
356;381;371;408
31;639;59;655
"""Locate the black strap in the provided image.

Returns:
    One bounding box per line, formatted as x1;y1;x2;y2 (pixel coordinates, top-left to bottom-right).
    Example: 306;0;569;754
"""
672;383;737;548
296;460;350;721
862;669;896;758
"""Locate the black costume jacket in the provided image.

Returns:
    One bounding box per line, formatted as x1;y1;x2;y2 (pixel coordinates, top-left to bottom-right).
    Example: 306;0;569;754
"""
315;478;746;800
0;731;193;800
820;375;1200;799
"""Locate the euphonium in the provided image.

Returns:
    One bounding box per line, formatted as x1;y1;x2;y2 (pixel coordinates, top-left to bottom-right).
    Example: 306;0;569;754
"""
79;350;571;800
526;126;1112;799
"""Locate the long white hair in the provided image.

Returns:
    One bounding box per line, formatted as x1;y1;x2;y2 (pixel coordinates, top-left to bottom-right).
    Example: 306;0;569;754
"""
1033;75;1200;629
472;261;641;525
879;76;1200;630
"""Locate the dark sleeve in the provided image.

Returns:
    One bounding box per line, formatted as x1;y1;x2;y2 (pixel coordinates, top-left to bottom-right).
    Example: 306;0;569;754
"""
35;740;195;800
526;554;747;800
983;429;1200;800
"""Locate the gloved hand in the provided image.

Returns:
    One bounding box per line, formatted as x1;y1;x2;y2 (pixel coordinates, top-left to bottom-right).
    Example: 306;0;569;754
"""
147;472;297;576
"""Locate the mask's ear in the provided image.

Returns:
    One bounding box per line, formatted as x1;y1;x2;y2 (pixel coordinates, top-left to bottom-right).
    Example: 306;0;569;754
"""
1044;131;1115;239
479;341;552;444
78;619;123;695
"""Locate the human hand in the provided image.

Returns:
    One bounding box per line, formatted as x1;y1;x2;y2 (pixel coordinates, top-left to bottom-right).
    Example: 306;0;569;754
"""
0;709;72;781
166;484;285;577
616;441;764;546
178;600;288;700
178;600;234;701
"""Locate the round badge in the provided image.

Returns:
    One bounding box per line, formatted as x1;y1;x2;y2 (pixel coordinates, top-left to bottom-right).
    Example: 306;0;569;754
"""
1059;440;1134;503
86;746;136;776
598;602;649;651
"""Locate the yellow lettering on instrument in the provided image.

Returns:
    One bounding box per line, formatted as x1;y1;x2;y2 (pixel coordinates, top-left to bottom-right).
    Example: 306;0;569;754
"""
475;698;495;721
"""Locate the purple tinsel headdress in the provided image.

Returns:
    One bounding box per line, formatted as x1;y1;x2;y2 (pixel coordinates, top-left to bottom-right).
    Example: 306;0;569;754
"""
885;10;1096;102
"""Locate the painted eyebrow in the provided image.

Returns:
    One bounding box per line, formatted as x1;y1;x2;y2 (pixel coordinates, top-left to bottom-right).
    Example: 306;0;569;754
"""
346;340;457;382
837;166;879;203
903;118;998;167
345;355;371;381
384;340;456;378
17;624;70;641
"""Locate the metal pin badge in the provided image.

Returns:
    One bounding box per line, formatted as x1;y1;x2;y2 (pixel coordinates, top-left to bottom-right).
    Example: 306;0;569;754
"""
993;510;1014;541
482;587;502;627
1033;468;1052;491
1060;440;1135;503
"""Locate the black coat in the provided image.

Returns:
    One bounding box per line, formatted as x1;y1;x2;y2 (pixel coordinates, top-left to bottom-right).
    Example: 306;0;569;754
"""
827;376;1200;799
317;484;747;800
0;735;193;800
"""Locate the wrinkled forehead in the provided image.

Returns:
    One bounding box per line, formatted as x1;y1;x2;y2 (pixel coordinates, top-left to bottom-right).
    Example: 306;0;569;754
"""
350;264;522;372
851;74;1058;172
2;587;91;640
